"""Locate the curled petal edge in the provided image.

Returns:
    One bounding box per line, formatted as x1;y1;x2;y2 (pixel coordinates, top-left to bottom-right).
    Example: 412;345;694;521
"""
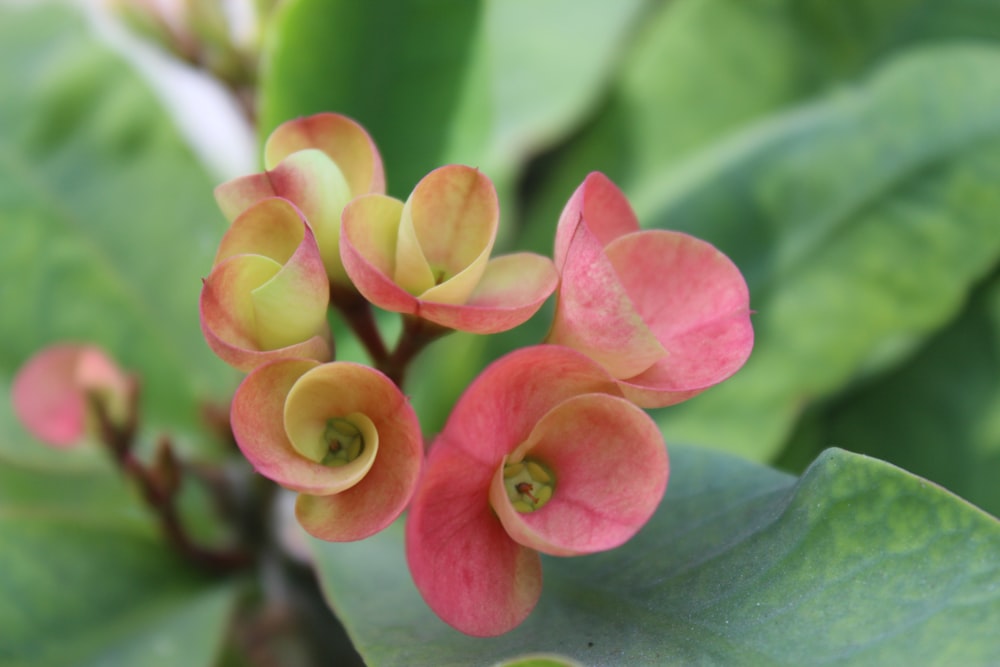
490;393;668;556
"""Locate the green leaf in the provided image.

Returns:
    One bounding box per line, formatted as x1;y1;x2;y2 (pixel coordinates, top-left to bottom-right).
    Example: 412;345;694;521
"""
259;0;644;199
780;272;1000;517
493;655;582;667
0;4;237;435
0;458;148;528
518;0;1000;256
258;0;482;196
528;0;1000;198
0;510;238;667
310;445;1000;665
626;0;1000;182
439;0;646;182
651;45;1000;459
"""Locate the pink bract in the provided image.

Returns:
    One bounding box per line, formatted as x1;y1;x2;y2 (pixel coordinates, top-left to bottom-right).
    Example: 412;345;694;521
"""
11;343;131;447
231;359;423;542
215;112;385;286
199;197;332;372
405;345;668;636
546;172;754;407
340;165;558;334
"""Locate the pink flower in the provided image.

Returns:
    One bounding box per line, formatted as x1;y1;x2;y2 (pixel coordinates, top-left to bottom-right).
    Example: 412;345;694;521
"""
231;359;422;541
546;172;754;408
340;165;558;334
12;344;131;447
405;345;668;636
199;197;332;372
215;112;385;287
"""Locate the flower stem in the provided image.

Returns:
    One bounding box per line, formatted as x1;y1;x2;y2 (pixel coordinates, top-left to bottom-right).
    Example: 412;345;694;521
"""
89;382;252;574
330;283;389;365
378;315;450;388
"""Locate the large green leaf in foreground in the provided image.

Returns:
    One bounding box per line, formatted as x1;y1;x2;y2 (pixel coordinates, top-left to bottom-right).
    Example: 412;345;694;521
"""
0;464;238;667
312;446;1000;666
0;4;235;436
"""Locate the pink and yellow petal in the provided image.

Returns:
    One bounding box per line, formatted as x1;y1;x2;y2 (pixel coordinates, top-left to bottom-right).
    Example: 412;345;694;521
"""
406;444;541;637
415;253;558;334
11;344;129;447
468;253;558;310
244;152;354;281
199;268;332;373
214;172;278;223
214;197;306;266
294;381;422;541
340;194;420;314
263;112;385;196
438;345;620;466
490;394;667;556
231;359;326;491
392;199;436;296
232;360;364;495
216;148;360;286
406;165;498;280
415;242;492;306
201;254;331;368
205;254;279;340
546;219;665;378
393;166;497;302
200;198;332;370
554;172;639;270
605;230;753;405
250;238;331;350
283;362;404;452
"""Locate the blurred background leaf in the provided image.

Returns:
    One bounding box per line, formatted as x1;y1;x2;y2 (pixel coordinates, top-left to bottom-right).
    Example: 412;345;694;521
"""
259;0;645;200
259;0;482;197
518;0;1000;228
0;463;239;667
779;271;1000;516
0;3;239;461
646;45;1000;463
0;7;245;660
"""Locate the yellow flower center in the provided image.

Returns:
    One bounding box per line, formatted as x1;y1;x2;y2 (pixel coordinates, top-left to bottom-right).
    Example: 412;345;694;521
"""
502;458;555;513
321;418;364;466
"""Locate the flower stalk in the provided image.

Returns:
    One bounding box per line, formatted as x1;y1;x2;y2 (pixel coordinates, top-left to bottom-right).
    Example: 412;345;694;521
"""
88;382;252;574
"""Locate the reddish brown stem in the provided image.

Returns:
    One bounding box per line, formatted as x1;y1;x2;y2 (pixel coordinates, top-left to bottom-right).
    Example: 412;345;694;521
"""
378;315;451;388
330;284;390;365
90;384;252;574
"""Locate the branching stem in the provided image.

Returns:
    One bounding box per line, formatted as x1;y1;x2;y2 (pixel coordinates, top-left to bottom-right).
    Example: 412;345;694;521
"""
89;382;252;574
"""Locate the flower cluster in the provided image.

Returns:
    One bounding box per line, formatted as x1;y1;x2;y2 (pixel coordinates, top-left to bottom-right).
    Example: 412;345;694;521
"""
13;113;753;636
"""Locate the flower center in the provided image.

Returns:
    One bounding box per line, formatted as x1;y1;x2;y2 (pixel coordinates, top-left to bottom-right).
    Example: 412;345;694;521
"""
431;266;449;285
321;418;364;466
502;458;555;513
